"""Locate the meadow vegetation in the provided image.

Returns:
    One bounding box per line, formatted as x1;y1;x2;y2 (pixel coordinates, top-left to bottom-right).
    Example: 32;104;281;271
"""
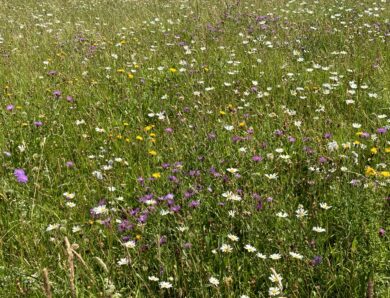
0;0;389;297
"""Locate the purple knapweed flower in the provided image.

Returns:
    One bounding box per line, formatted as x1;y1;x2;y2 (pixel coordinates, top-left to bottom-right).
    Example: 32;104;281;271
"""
252;155;263;162
34;121;43;127
6;104;14;111
188;200;200;208
53;90;61;98
14;169;28;183
288;136;296;143
311;256;322;266
66;96;74;102
324;133;332;139
65;161;74;168
377;127;387;134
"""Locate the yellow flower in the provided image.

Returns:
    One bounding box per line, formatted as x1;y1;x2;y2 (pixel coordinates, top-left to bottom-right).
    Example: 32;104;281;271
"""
125;138;131;142
116;134;123;139
365;166;376;176
117;68;125;73
148;150;157;156
152;172;161;179
127;73;134;79
356;131;363;136
380;171;390;178
135;234;142;240
123;122;129;126
385;148;390;153
169;68;177;73
219;111;226;116
144;125;153;132
370;147;378;154
353;140;361;145
149;133;156;137
136;136;143;141
239;121;246;127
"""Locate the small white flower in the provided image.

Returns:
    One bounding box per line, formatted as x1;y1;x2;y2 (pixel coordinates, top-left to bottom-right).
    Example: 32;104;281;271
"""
327;141;339;152
92;205;108;215
289;252;304;260
209;277;219;286
123;240;136;248
295;204;308;219
244;244;257;253
108;186;116;192
320;202;332;210
46;224;60;232
269;273;283;283
352;123;361;128
265;173;278;180
276;211;288;218
72;226;81;233
226;168;239;174
92;171;104;180
66;202;76;208
228;210;236;217
159;281;173;289
269;253;281;260
227;234;239;242
148;276;159;281
224;125;234;131
256;253;267;259
160;209;170;216
220;244;233;253
312;226;326;233
269;287;281;296
63;192;75;199
117;258;130;266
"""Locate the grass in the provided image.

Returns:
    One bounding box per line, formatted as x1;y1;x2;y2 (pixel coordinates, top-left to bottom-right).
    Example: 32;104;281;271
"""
0;0;389;297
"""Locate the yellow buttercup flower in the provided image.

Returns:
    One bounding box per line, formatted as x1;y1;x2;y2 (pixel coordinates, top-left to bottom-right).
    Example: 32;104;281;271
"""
385;148;390;153
380;171;390;178
136;136;143;141
370;147;378;154
169;68;177;73
365;166;376;176
152;172;161;179
148;150;157;156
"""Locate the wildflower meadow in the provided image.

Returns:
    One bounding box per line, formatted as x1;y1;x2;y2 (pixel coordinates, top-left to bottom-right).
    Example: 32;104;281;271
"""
0;0;389;297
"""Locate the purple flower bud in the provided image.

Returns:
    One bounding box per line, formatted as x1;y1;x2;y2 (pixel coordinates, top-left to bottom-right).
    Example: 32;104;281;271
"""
379;228;385;237
6;104;14;111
